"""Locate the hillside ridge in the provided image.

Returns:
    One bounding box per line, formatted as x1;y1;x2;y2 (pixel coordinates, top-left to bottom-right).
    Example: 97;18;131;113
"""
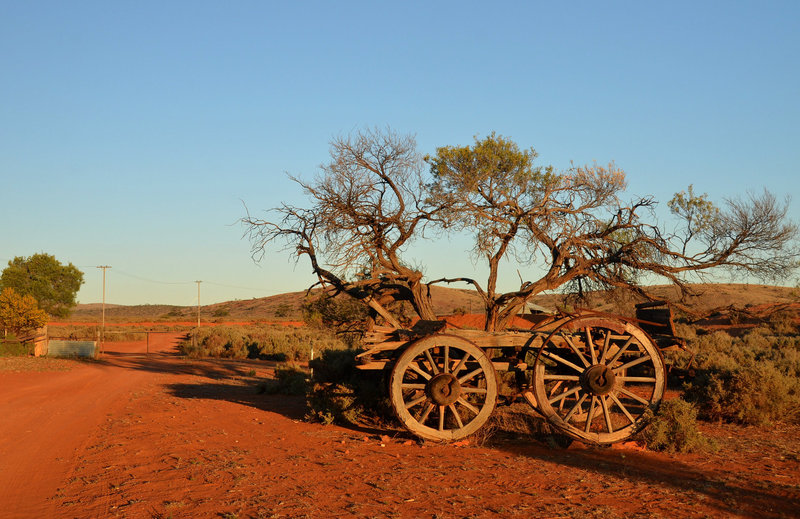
66;283;799;323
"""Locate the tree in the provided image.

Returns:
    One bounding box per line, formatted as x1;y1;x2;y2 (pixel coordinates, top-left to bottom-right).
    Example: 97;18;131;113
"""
0;254;84;318
427;133;799;330
243;128;448;327
0;288;48;336
244;129;799;331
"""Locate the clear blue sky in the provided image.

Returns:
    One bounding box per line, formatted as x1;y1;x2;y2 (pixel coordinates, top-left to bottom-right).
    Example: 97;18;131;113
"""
2;1;798;306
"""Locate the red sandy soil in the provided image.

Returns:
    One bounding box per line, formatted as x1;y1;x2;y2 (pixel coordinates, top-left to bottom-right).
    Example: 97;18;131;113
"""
1;335;799;518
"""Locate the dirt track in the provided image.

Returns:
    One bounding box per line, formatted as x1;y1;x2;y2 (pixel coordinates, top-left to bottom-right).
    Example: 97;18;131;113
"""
1;335;799;518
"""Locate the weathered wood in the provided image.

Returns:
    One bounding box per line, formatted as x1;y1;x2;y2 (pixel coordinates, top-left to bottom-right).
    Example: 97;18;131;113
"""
365;297;401;329
490;361;528;371
355;341;408;358
355;360;391;370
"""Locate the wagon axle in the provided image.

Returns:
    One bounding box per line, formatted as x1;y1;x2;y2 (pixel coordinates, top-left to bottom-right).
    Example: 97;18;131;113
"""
426;373;462;406
583;364;616;395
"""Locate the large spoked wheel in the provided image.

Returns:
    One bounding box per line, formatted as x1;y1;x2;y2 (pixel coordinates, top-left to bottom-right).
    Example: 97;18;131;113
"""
526;316;666;445
389;335;497;442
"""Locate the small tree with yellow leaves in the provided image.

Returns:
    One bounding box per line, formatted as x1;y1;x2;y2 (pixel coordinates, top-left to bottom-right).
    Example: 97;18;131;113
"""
0;287;48;337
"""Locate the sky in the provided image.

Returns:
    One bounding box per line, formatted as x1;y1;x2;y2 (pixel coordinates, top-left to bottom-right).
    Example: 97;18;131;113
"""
1;1;798;306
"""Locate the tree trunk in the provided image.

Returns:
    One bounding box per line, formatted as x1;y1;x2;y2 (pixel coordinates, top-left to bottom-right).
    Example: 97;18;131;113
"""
484;304;499;332
409;281;437;321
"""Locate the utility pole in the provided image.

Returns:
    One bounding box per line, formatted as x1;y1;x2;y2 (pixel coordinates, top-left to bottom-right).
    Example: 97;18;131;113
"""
195;280;202;328
97;266;111;353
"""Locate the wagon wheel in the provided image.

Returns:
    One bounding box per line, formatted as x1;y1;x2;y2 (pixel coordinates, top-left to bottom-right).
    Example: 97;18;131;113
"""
389;335;497;442
526;316;665;445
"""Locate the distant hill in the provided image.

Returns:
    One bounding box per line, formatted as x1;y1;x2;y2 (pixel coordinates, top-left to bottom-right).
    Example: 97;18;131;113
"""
64;283;799;324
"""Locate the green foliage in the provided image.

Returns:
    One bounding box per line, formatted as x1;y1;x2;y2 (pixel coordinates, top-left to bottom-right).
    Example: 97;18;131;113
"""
682;329;800;425
639;398;715;453
179;325;349;361
306;348;393;427
768;308;798;335
0;336;33;357
426;132;552;201
668;185;720;237
273;303;293;318
0;287;48;334
302;293;368;328
263;365;309;396
301;293;368;346
212;308;230;318
0;253;84;318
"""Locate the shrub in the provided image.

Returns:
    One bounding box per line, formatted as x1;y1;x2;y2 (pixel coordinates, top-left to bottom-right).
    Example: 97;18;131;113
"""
0;288;47;335
306;348;393;427
212;308;230;318
639;398;715;453
263;365;309;396
768;308;798;335
179;325;350;361
684;362;800;425
0;337;32;357
682;329;800;425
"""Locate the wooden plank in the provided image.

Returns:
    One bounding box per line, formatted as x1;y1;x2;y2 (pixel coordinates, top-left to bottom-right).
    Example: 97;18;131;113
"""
446;329;542;348
356;360;390;371
355;341;408;358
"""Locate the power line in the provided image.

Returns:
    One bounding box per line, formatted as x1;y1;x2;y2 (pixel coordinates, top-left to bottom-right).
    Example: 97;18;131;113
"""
112;270;195;285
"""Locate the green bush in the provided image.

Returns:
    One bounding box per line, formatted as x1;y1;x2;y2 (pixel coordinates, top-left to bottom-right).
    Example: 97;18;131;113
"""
179;325;350;361
682;329;800;425
768;308;798;335
263;365;309;396
639;398;715;453
306;348;393;427
0;338;31;357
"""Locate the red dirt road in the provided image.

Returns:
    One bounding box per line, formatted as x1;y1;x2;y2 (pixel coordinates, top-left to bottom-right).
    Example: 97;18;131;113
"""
1;335;799;518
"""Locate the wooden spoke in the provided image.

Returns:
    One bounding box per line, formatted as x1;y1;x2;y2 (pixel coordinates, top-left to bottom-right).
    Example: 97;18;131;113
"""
614;355;652;372
424;349;440;375
617;376;657;383
401;383;427;390
456;397;480;415
461;387;488;394
390;335;497;442
548;385;581;405
530;316;665;445
543;374;580;381
617;386;652;406
416;402;434;423
448;404;464;428
608;393;635;425
600;396;614;433
458;367;484;384
560;332;591;368
451;353;471;375
607;336;635;365
584;396;597;433
598;329;612;364
564;393;588;423
408;362;432;381
586;327;597;365
540;350;585;374
405;394;428;410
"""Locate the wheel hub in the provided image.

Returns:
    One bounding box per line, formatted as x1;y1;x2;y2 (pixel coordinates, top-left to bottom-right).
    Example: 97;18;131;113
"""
582;364;616;395
426;373;462;406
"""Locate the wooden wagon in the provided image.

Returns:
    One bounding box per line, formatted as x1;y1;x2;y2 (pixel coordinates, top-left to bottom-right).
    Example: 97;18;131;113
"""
355;302;686;446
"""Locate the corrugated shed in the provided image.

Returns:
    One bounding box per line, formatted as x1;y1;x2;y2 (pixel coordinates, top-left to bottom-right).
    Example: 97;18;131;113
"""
47;340;98;358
